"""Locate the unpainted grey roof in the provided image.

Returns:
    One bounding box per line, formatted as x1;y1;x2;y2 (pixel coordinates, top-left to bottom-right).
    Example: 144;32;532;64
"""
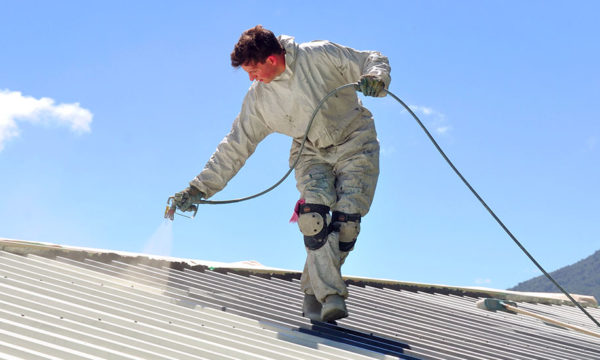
1;241;599;360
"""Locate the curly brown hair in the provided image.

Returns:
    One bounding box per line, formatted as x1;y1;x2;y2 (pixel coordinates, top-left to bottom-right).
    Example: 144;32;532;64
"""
231;25;285;67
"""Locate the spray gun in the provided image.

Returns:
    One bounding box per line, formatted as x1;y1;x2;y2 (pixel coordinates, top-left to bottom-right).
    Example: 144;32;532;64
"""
164;197;198;221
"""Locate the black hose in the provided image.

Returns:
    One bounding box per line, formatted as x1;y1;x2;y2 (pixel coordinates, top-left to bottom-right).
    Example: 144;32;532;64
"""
197;83;600;328
384;89;600;328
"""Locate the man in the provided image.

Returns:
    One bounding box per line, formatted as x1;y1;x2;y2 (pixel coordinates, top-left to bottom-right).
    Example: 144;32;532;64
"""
173;25;390;323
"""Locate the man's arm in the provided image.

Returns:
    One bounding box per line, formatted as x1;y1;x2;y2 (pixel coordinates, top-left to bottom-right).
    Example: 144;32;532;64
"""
353;46;391;97
319;41;391;96
190;89;272;198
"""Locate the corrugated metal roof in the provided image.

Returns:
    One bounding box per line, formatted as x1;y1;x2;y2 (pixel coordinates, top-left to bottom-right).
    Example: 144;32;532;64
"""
1;240;599;360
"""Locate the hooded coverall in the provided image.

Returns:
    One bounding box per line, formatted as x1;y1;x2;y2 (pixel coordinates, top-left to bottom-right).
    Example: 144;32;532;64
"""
190;35;391;303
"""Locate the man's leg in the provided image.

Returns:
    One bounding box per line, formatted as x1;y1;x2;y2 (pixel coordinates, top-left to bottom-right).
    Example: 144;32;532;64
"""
322;121;380;321
332;120;380;256
293;122;379;322
292;147;349;320
293;187;347;303
304;230;350;322
293;158;337;297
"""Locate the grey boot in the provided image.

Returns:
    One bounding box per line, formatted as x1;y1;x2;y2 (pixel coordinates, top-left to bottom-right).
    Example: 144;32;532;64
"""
302;294;322;321
321;294;348;322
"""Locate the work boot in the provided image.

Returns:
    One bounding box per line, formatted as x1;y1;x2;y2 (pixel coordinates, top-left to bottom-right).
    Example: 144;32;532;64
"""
302;294;322;321
321;294;348;323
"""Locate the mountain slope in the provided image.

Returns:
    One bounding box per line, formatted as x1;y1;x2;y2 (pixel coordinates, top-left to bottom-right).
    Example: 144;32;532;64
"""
509;250;600;301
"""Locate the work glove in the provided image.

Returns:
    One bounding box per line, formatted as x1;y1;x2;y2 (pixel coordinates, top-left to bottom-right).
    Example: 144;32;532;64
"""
357;75;386;97
173;186;204;212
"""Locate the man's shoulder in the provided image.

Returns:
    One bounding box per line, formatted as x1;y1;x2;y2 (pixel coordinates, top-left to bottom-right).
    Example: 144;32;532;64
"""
298;39;336;50
279;35;343;60
296;39;342;61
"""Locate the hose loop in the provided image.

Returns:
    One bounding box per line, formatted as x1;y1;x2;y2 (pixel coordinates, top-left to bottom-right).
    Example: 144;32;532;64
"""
195;83;600;328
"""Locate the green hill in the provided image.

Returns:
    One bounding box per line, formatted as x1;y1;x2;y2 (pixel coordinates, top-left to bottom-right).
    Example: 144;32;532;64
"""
509;250;600;302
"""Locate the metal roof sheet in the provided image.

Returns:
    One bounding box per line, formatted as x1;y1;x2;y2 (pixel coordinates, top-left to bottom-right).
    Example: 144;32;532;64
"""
1;240;599;360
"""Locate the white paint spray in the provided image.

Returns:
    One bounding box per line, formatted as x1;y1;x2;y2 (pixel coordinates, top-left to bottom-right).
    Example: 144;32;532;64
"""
142;220;174;256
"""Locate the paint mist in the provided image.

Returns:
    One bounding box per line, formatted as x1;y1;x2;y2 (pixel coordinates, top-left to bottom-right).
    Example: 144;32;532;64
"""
142;220;174;257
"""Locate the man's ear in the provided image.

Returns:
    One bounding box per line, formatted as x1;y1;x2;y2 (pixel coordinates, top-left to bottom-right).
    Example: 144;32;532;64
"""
266;55;277;65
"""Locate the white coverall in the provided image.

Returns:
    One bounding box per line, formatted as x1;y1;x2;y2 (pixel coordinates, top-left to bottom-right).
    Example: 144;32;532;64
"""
190;35;391;303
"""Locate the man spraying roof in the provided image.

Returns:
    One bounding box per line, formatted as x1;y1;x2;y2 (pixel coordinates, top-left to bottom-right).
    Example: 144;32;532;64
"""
172;25;391;322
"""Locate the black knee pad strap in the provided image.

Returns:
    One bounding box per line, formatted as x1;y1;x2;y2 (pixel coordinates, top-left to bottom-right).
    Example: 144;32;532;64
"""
339;239;357;252
331;211;361;224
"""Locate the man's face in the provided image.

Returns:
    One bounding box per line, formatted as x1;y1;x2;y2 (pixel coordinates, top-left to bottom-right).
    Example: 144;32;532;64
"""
241;56;280;84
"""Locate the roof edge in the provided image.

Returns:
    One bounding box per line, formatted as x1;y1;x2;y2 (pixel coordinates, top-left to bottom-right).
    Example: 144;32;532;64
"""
1;238;596;308
341;275;598;308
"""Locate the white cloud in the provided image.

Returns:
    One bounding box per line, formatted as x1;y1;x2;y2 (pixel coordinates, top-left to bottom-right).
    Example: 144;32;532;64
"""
436;126;451;134
411;105;434;116
409;105;451;136
0;89;93;151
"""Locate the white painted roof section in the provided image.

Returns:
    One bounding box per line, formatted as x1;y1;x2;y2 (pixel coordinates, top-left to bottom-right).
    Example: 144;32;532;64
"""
1;238;600;360
0;238;293;271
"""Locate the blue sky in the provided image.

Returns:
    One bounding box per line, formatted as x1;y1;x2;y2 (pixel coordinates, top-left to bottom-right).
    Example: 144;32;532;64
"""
1;1;598;291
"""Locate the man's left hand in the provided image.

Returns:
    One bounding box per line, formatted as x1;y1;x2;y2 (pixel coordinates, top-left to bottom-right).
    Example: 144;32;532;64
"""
357;75;385;97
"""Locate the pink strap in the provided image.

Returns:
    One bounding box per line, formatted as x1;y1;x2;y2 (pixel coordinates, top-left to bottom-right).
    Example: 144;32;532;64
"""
289;198;306;223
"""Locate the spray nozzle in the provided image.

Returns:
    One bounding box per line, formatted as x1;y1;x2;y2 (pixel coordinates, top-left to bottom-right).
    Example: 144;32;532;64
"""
164;197;197;221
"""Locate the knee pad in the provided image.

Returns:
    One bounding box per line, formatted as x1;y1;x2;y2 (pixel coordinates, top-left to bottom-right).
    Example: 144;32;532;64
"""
330;211;361;252
297;203;330;250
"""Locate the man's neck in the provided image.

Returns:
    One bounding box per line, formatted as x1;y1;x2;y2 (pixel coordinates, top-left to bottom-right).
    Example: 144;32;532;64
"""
274;53;286;77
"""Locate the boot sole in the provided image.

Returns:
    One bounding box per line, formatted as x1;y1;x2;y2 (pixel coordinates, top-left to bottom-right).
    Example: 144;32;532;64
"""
321;308;348;323
303;310;322;321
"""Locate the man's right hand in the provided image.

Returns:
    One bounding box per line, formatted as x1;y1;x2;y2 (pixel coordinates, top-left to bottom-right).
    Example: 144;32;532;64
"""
173;186;204;212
